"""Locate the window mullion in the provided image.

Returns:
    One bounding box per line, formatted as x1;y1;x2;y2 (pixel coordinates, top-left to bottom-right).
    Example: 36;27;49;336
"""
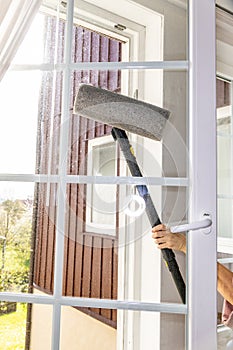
9;60;189;72
51;1;74;349
0;173;189;186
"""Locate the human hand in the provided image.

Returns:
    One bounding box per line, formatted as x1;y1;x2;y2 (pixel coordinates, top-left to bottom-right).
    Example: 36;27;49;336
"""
152;224;186;253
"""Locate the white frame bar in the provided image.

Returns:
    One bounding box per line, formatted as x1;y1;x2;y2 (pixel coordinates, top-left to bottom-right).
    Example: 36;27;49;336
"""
0;173;189;186
51;1;74;349
0;293;186;314
218;258;233;264
188;0;217;349
9;60;189;71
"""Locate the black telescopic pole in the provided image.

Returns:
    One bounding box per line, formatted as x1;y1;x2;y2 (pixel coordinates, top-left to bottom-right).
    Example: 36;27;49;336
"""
111;127;186;304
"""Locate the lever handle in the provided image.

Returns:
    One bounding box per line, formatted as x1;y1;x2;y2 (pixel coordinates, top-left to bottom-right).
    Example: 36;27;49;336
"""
170;214;212;234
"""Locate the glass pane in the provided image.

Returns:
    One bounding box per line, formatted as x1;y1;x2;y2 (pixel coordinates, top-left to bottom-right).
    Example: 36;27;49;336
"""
68;69;187;174
72;0;188;62
11;13;45;65
218;198;233;239
217;133;232;196
16;66;186;177
32;183;57;294
59;307;186;349
12;11;65;65
0;182;57;294
62;182;186;305
0;184;34;294
29;303;53;350
57;305;115;349
15;68;186;176
13;1;188;67
0;182;34;202
0;302;28;349
0;302;54;350
0;68;63;175
0;71;40;173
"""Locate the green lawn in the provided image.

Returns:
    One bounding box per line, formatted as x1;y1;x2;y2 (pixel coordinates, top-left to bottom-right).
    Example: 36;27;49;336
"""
0;304;27;350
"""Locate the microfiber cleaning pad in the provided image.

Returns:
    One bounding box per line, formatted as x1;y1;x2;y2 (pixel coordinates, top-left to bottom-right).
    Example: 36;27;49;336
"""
74;84;170;141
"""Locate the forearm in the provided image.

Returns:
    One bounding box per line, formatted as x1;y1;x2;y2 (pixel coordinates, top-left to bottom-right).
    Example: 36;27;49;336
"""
152;225;233;304
217;262;233;305
164;248;232;303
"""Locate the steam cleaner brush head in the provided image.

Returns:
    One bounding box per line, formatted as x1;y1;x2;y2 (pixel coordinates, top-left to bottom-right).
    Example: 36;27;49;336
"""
74;84;170;141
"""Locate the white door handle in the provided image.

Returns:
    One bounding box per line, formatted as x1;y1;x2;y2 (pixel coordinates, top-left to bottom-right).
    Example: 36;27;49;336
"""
170;214;212;234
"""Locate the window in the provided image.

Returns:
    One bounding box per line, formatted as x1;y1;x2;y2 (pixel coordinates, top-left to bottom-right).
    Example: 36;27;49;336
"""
86;136;118;235
0;1;219;349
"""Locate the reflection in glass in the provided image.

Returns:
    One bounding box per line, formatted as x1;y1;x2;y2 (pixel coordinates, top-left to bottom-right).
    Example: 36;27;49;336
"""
87;138;117;231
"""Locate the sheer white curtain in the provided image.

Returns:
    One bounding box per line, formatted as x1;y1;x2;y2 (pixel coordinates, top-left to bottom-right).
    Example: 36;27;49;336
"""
0;0;42;81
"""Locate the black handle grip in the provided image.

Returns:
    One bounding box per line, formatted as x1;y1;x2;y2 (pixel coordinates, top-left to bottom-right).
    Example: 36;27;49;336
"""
162;249;186;303
112;127;186;303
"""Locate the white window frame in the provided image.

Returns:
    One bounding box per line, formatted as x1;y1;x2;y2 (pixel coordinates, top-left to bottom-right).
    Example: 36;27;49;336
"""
86;135;118;236
187;0;216;348
0;0;219;349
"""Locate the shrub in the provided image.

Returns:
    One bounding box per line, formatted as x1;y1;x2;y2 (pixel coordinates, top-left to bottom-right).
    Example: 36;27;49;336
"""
0;269;29;293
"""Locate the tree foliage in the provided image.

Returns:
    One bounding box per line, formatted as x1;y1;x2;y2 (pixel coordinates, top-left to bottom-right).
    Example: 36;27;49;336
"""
0;199;32;292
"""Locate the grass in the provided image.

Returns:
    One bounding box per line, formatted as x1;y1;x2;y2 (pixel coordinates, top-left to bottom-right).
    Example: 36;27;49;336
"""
0;303;27;350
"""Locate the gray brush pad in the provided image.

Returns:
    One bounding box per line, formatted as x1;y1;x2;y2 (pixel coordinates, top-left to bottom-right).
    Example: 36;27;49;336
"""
74;84;170;141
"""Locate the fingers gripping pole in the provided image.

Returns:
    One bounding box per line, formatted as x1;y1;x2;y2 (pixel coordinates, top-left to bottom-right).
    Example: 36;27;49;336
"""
111;127;186;304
